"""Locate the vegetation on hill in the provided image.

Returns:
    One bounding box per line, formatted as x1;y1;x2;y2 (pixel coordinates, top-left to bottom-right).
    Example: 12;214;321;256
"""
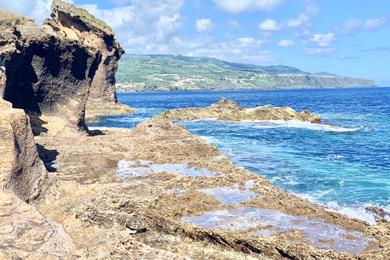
116;54;376;92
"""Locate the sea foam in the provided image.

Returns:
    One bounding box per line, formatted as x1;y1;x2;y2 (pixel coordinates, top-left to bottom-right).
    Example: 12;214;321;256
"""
244;120;361;133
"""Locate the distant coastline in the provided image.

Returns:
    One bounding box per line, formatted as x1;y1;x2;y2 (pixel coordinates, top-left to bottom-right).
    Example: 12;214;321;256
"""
116;54;376;92
116;84;381;93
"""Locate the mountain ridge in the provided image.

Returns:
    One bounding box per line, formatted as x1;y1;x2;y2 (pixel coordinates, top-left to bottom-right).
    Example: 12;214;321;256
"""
116;54;376;92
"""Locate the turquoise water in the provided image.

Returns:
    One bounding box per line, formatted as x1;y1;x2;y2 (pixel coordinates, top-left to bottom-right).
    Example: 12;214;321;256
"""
90;88;390;222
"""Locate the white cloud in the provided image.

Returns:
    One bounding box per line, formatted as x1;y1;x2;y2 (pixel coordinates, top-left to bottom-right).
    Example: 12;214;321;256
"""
213;0;283;14
80;0;185;53
341;17;387;34
286;2;318;32
310;33;336;47
258;19;282;32
181;36;275;64
278;39;294;47
195;18;214;32
287;14;309;28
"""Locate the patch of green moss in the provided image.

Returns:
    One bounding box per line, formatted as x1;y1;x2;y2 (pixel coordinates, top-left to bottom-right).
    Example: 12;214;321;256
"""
53;0;112;32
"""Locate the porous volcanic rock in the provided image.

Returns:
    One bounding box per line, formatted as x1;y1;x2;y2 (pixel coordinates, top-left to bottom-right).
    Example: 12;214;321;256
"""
35;118;390;259
0;9;99;135
0;190;75;258
48;0;133;121
157;98;321;123
0;69;48;202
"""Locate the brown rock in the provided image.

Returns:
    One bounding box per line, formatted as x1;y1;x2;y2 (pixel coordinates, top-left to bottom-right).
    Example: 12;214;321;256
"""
48;0;133;120
0;190;75;258
0;69;47;202
0;9;98;135
157;97;321;123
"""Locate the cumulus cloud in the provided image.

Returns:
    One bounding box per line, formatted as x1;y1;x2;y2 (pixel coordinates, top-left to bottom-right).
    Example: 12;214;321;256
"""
195;18;214;32
184;36;275;64
341;17;387;34
212;0;283;14
286;2;318;30
305;32;336;56
287;14;309;28
310;33;336;47
278;40;294;48
258;19;283;33
80;0;185;53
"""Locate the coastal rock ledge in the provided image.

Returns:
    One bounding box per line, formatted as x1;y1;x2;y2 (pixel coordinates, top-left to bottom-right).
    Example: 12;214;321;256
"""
157;98;321;123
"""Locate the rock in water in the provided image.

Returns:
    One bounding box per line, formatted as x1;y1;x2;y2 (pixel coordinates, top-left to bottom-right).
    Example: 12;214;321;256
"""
0;69;48;202
157;97;321;123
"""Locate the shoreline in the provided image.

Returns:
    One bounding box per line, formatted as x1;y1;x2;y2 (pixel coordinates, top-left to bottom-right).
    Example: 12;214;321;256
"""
116;85;384;94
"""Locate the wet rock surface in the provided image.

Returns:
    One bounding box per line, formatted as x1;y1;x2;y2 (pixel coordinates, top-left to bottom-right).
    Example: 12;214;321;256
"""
1;1;390;259
157;98;321;123
34;118;390;259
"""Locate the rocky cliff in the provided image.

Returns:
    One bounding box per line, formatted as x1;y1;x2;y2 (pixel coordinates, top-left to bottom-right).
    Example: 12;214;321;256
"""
0;1;132;135
157;98;321;123
48;0;133;121
0;9;98;134
0;69;48;202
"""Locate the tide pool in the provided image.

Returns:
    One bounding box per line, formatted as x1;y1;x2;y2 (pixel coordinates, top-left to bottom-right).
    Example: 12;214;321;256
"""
89;87;390;223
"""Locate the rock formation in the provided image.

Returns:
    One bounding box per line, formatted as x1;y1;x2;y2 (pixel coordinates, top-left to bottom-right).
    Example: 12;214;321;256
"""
1;1;390;259
157;98;321;123
0;69;48;202
48;0;133;121
0;9;98;134
0;1;133;135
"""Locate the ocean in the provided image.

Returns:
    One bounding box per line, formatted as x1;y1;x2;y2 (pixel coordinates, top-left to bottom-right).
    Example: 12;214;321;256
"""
89;87;390;223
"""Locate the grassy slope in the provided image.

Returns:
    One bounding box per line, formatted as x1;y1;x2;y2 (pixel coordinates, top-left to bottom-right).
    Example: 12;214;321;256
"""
116;54;375;91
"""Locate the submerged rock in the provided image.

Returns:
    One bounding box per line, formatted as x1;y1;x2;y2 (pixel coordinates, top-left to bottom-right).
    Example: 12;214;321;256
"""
157;98;321;123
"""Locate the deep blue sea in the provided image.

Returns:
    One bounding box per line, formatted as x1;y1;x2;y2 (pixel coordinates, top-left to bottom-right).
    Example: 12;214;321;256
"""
90;88;390;223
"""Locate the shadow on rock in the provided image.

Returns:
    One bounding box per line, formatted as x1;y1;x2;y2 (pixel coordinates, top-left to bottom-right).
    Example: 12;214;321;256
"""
36;144;59;172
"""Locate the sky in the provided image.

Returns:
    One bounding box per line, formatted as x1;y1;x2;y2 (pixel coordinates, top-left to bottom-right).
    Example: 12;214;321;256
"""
0;0;389;85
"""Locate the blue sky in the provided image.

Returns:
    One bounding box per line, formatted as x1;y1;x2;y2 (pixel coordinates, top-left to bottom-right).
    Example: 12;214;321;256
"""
1;0;389;85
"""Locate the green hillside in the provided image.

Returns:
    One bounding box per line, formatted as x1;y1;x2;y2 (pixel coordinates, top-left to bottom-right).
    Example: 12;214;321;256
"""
116;54;376;92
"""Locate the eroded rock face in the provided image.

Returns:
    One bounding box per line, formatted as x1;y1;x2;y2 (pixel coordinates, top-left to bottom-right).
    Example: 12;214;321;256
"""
0;69;48;202
157;98;321;123
48;0;133;120
0;190;75;258
0;9;99;134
